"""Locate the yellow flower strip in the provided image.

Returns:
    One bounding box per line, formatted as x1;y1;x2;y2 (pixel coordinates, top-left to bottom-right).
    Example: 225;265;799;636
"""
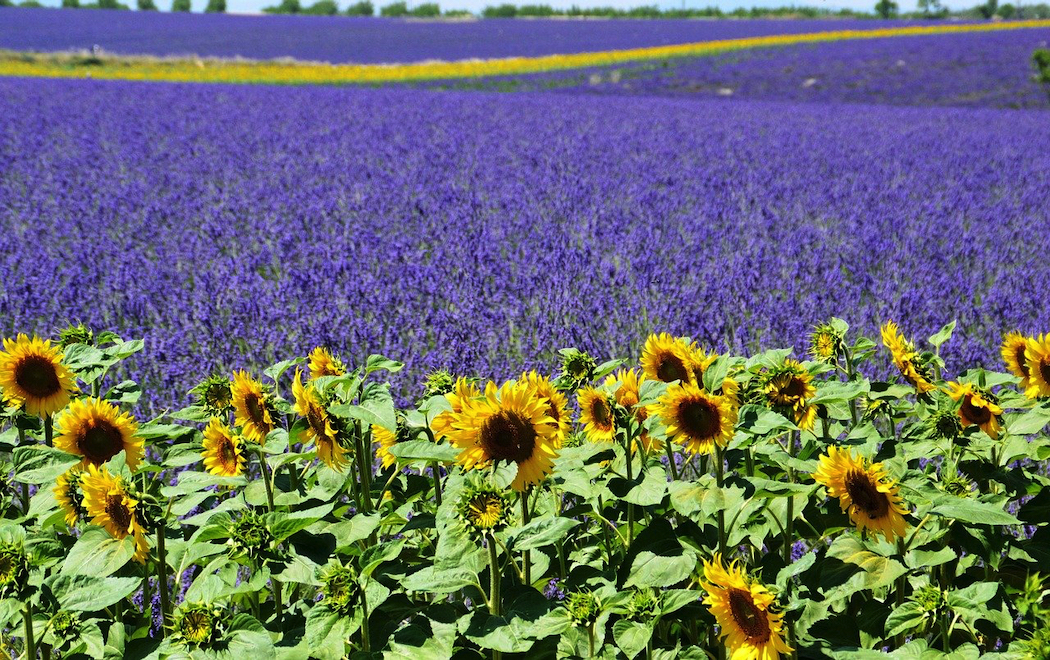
1;20;1048;85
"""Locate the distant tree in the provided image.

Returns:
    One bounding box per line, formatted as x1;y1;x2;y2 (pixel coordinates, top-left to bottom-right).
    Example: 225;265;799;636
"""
379;0;407;14
978;0;997;16
263;0;299;11
172;0;191;10
517;3;553;14
137;0;157;8
442;7;470;15
62;0;81;7
303;0;338;12
20;0;44;7
998;2;1015;16
345;0;372;12
917;0;945;16
481;2;515;15
408;1;438;14
874;0;898;17
1035;48;1050;101
0;0;13;8
205;0;224;11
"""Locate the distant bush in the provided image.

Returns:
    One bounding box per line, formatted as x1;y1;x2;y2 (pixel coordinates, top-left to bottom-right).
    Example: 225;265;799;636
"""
442;7;470;15
137;0;157;8
62;0;80;7
379;0;407;15
171;0;191;10
345;0;372;13
516;3;552;15
998;2;1014;16
875;0;898;17
303;0;338;13
20;0;44;7
1035;48;1050;101
205;0;224;11
977;0;997;17
0;0;13;8
481;3;515;16
408;1;439;15
263;0;300;12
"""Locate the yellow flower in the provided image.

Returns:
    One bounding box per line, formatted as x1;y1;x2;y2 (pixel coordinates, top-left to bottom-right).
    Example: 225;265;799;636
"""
201;418;246;477
880;322;936;394
700;553;792;660
640;333;695;385
656;383;737;455
54;397;142;470
373;423;400;469
308;346;345;380
231;371;274;443
80;465;150;563
1000;332;1032;392
431;377;481;440
946;382;1003;439
688;346;718;387
520;371;571;448
0;334;77;417
577;387;615;443
812;446;908;543
604;368;661;453
446;380;559;491
763;360;817;431
1024;334;1050;399
292;369;347;471
53;466;86;527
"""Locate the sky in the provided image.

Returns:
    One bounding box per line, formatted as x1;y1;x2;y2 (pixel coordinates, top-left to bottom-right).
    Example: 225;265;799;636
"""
29;0;980;17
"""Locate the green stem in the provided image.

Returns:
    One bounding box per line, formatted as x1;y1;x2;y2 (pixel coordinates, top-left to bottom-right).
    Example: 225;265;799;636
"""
157;524;170;636
783;432;798;565
360;577;371;652
663;440;679;481
596;497;613;571
488;533;502;660
625;441;635;547
356;423;373;514
23;603;35;660
430;462;443;505
521;491;532;585
844;349;859;427
714;445;726;557
894;537;907;649
43;414;53;447
272;579;283;627
587;623;595;658
257;449;275;512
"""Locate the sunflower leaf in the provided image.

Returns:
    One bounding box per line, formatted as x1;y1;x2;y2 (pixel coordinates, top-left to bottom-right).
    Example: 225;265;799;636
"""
928;320;957;349
388;440;461;463
928;495;1020;525
49;575;141;612
59;527;136;578
13;445;79;484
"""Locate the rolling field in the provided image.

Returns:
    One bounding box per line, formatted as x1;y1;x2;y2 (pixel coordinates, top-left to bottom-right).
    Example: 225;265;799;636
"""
2;75;1048;410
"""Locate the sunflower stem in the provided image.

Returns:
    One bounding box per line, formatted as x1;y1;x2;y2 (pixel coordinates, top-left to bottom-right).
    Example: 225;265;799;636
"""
894;537;907;649
714;445;726;557
356;423;373;514
843;349;859;427
663;440;679;481
43;414;53;447
431;462;443;506
157;523;171;636
23;602;35;660
272;578;283;628
487;533;501;622
360;577;371;652
587;622;595;658
257;449;276;512
521;491;532;585
625;440;635;547
783;432;798;565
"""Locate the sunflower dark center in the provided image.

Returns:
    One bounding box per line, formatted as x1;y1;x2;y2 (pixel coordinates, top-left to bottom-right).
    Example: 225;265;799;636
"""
727;588;771;642
1040;360;1050;386
219;438;237;466
79;421;124;464
960;396;991;425
591;398;612;426
15;355;61;399
105;493;133;533
307;404;326;435
480;411;536;464
845;469;890;519
780;377;807;401
245;393;266;425
1016;347;1031;378
679;398;720;439
656;355;689;383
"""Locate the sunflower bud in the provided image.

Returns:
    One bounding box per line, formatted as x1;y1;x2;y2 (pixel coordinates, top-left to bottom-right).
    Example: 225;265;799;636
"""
50;610;81;639
420;369;456;401
626;588;659;622
0;541;29;598
939;471;974;497
913;585;942;613
928;409;963;443
227;511;276;561
457;479;512;538
56;322;94;348
861;397;888;423
192;374;234;415
563;590;601;626
320;563;361;616
808;323;845;364
556;348;597;391
172;602;223;648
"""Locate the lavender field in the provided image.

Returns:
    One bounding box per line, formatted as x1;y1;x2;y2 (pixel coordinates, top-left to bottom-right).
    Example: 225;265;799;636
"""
0;7;917;63
2;75;1048;412
568;26;1050;108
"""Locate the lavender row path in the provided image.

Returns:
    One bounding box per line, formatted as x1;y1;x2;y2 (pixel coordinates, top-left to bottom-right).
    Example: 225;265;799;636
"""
559;26;1050;108
2;77;1048;412
0;7;923;64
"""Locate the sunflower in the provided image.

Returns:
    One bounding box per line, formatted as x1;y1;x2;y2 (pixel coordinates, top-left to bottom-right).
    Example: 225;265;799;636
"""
231;371;274;444
640;333;695;385
431;377;481;440
1001;332;1033;392
809;323;844;364
53;466;87;527
54;397;142;470
700;553;792;660
763;360;817;431
457;479;512;535
656;383;737;455
308;346;345;380
0;334;77;418
688;346;718;387
1025;334;1050;399
812;446;908;543
447;380;559;491
80;465;150;563
520;371;571;448
880;322;936;394
201;418;246;477
577;387;615;442
374;421;413;470
192;375;233;415
946;382;1003;439
604;369;661;453
292;369;347;471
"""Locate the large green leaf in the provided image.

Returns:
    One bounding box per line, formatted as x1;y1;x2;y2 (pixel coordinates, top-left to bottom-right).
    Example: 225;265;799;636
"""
507;517;579;552
13;445;79;484
402;566;481;595
736;405;797;435
59;527;136;578
388;440;460;463
613;619;654;659
823;535;907;596
49;575;141;612
928;497;1020;525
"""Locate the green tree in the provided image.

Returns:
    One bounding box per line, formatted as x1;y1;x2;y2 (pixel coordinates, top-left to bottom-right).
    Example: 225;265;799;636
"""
379;0;407;14
205;0;224;11
481;2;515;15
978;0;998;17
999;2;1015;16
303;0;338;12
171;0;191;11
62;0;81;7
137;0;158;9
408;1;438;15
345;0;372;13
874;0;898;17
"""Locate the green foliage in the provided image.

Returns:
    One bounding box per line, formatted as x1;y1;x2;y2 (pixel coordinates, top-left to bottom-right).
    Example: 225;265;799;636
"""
61;0;81;8
136;0;157;9
303;0;338;13
875;0;899;17
171;0;190;11
345;0;372;13
408;1;438;15
204;0;224;11
263;0;299;12
379;0;407;15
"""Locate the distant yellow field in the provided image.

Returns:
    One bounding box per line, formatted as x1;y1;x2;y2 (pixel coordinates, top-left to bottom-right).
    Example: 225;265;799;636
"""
2;20;1049;85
